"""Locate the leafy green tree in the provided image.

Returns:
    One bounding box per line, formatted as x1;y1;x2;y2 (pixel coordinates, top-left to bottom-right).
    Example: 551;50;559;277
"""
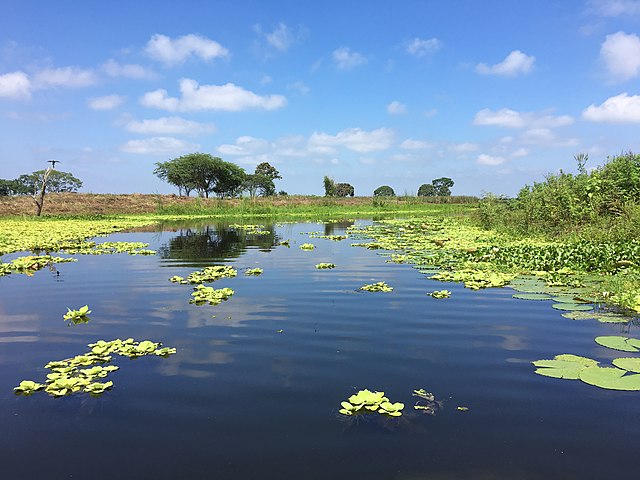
0;179;20;196
242;174;275;199
213;161;247;198
373;185;395;197
14;170;82;195
323;176;335;196
417;183;437;197
334;182;355;197
255;162;282;180
154;160;195;196
432;177;454;196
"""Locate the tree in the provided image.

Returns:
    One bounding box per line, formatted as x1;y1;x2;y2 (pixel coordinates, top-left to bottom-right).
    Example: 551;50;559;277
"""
373;185;395;197
0;179;20;196
242;174;275;199
432;177;454;196
334;182;354;197
14;170;82;195
323;176;335;196
213;161;247;198
417;183;437;197
254;162;282;180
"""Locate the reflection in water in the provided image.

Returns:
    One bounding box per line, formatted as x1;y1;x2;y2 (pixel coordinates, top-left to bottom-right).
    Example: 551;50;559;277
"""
324;220;355;236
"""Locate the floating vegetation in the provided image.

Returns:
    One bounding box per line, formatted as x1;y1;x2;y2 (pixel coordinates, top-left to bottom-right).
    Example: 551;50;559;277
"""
560;310;632;323
190;285;235;305
14;338;176;397
430;269;515;290
0;255;77;277
339;389;404;417
533;354;598;379
279;239;290;247
315;263;336;269
512;293;552;300
360;281;393;292
299;243;315;250
63;305;91;325
551;303;594;311
429;290;451;299
228;224;270;235
351;242;382;250
457;406;469;412
245;268;263;275
412;388;443;415
311;234;348;241
594;336;640;352
169;265;237;284
63;241;156;256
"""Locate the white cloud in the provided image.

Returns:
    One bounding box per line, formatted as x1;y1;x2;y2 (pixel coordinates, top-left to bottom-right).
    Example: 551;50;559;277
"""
217;136;271;156
0;71;31;99
588;0;640;16
309;127;394;153
600;31;640;82
387;100;407;115
582;92;640;122
510;147;529;158
33;67;97;88
473;108;573;129
266;23;294;51
450;142;479;153
477;154;506;166
88;94;125;110
120;136;199;156
125;116;216;136
406;37;442;57
476;50;535;77
101;59;156;80
145;33;229;66
332;47;367;70
400;139;433;150
140;79;286;112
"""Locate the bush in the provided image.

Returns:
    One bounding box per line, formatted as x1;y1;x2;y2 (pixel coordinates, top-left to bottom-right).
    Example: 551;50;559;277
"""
373;185;395;197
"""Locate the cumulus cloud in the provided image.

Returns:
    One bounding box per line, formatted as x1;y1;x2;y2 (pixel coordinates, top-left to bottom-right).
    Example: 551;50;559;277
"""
140;79;287;112
511;147;529;158
387;101;407;115
145;34;229;66
473;108;573;129
582;92;640;122
308;127;394;153
120;136;199;155
33;67;97;88
218;136;272;156
101;59;156;80
588;0;640;16
0;71;31;99
600;31;640;82
400;139;433;150
406;37;442;57
476;50;535;76
332;47;367;70
477;154;506;166
125;116;216;135
88;94;125;110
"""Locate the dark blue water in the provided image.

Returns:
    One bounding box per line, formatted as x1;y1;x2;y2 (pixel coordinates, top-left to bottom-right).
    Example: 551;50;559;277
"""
1;220;639;480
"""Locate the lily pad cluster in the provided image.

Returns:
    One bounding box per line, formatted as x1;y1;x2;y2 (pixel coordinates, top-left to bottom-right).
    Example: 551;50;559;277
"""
430;269;515;290
315;263;336;269
245;268;263;275
62;241;156;256
299;243;315;250
169;265;237;284
533;336;640;391
190;285;235;305
360;281;393;292
429;290;451;299
0;255;77;277
14;338;176;397
339;389;405;417
63;305;91;325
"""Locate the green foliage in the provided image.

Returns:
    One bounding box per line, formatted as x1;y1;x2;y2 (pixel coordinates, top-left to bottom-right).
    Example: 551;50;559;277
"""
418;183;437;197
13;170;82;195
334;182;355;197
412;389;443;415
339;389;404;417
429;289;451;298
245;268;263;275
315;263;336;269
323;176;335;197
169;265;237;284
373;185;395;197
299;243;315;250
190;285;234;305
0;255;76;277
254;162;282;180
431;177;454;196
63;305;91;325
360;281;393;292
594;336;640;352
242;173;275;198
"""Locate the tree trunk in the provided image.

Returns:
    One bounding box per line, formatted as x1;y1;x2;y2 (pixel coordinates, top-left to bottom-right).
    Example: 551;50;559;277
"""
32;167;53;216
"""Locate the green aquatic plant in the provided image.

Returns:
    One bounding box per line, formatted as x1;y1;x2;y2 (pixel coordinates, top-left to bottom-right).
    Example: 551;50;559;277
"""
63;305;91;325
338;389;404;417
579;366;640;391
550;303;594;311
412;388;443;415
245;268;263;275
360;281;393;292
299;243;315;250
14;337;176;397
430;269;515;290
0;255;77;277
170;265;237;284
315;263;336;269
561;310;632;323
429;290;451;298
594;335;640;352
279;239;290;247
228;224;271;235
190;285;235;305
512;293;552;300
312;234;348;241
533;354;598;379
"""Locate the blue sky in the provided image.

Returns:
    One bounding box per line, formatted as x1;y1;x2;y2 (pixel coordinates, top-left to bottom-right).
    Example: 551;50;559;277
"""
1;0;640;196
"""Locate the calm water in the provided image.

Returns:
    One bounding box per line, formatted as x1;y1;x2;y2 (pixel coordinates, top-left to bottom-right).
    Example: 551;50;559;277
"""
1;220;639;480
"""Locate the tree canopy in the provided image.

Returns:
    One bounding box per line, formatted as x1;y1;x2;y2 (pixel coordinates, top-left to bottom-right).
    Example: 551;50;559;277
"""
334;182;355;197
417;183;437;197
373;185;395;197
1;170;83;196
432;177;454;196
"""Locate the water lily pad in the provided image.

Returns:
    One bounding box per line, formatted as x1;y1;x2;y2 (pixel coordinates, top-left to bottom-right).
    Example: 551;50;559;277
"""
551;303;594;311
612;358;640;373
533;354;598;379
579;366;640;391
561;311;631;323
595;336;640;352
512;293;552;301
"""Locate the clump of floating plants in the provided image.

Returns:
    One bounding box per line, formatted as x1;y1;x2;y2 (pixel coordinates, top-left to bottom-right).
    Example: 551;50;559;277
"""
360;281;393;292
315;263;336;269
169;265;237;284
63;305;91;326
412;388;444;415
228;224;270;235
13;338;176;397
339;389;405;417
0;255;76;277
310;234;348;241
533;336;640;390
299;243;315;250
245;268;263;275
429;290;451;299
61;241;156;256
190;285;234;305
279;239;290;247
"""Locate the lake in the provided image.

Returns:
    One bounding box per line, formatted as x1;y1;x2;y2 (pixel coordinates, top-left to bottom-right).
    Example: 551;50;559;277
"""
1;219;639;480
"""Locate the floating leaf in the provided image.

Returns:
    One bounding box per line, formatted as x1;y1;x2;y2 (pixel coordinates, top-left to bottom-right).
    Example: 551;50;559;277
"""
532;354;598;379
360;282;393;292
245;268;263;275
315;263;336;269
512;293;551;301
579;366;640;391
429;290;451;299
14;380;44;395
594;336;640;352
612;358;640;373
299;243;315;250
561;311;631;323
551;303;594;311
